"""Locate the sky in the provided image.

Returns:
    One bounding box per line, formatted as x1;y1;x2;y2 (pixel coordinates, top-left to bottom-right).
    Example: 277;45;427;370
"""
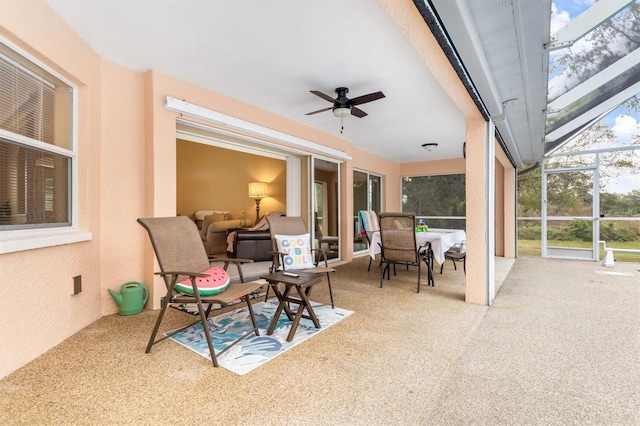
550;0;640;194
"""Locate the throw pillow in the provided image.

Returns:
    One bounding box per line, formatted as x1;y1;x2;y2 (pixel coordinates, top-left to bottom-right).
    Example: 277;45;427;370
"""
175;266;231;296
274;233;315;270
226;211;245;220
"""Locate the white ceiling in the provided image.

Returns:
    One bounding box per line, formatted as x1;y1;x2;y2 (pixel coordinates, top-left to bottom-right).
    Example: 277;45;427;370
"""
43;0;472;163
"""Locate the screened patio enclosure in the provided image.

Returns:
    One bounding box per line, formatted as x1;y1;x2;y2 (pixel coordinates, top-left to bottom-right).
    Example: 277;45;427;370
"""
530;1;640;261
540;145;640;261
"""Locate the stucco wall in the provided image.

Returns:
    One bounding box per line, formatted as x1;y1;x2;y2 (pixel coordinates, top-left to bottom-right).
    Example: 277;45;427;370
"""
0;1;112;378
100;60;147;316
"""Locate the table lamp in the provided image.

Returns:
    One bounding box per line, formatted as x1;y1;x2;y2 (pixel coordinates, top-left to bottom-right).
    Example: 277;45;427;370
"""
248;181;269;222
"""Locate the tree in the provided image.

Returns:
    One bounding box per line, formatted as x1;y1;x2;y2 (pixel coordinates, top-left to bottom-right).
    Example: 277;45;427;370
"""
402;174;465;217
549;3;640;102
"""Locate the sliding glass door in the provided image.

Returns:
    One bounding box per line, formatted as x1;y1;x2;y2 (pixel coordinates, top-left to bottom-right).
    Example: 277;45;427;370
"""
353;170;382;255
313;158;340;261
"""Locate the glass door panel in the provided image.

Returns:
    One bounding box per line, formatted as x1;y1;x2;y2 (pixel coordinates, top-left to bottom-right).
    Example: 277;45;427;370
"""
353;170;382;255
313;158;339;261
353;171;368;253
543;168;597;259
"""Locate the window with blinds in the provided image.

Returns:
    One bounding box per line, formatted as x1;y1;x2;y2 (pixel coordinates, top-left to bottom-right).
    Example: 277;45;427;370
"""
0;42;74;229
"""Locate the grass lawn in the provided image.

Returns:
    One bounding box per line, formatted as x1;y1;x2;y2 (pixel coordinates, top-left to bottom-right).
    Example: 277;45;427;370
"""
518;239;640;262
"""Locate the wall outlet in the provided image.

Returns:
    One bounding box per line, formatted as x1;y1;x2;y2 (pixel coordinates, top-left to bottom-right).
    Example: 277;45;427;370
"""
73;275;82;295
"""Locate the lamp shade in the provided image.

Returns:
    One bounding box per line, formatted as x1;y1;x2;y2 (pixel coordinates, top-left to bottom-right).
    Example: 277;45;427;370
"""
248;181;268;199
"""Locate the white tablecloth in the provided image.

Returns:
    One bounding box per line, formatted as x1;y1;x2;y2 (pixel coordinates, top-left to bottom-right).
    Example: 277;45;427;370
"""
369;228;466;265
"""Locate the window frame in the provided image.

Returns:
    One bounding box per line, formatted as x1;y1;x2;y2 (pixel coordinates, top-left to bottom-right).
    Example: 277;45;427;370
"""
0;37;88;254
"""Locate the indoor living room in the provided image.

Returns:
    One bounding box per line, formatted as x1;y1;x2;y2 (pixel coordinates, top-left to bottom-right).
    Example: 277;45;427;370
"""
176;123;343;266
176;137;287;266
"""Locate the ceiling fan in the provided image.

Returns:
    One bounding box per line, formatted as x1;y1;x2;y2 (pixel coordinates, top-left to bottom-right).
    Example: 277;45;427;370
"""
305;87;385;118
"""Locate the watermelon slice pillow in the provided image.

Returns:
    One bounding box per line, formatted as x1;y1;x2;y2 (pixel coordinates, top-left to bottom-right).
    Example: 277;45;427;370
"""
175;266;231;296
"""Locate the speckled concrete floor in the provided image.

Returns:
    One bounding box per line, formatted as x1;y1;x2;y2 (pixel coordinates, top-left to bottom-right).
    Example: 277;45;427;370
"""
0;257;637;425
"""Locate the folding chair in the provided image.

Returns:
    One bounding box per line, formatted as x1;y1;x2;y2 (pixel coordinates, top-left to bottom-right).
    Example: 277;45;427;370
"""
137;216;264;367
378;212;426;293
266;215;336;308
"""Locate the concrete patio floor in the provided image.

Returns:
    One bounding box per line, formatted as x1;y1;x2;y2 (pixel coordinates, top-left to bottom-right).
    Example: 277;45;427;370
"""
0;256;637;425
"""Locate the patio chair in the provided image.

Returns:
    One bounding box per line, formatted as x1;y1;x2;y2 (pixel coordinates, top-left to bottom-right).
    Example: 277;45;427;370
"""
266;215;336;308
314;211;339;253
378;212;426;293
137;216;263;367
357;210;380;271
420;241;436;287
440;240;466;274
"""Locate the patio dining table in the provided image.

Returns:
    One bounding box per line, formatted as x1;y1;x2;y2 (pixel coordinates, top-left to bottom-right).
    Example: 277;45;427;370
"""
369;228;467;265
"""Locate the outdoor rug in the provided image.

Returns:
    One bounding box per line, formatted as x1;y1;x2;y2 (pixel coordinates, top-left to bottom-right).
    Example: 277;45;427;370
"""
166;298;353;375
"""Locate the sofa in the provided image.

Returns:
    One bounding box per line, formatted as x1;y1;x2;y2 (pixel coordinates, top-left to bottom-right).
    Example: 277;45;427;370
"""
231;229;273;261
226;211;284;261
191;210;253;255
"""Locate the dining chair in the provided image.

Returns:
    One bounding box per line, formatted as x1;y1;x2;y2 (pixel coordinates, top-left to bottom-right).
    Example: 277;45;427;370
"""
440;240;466;274
357;210;380;271
137;216;264;367
266;215;336;308
378;212;427;293
420;241;436;287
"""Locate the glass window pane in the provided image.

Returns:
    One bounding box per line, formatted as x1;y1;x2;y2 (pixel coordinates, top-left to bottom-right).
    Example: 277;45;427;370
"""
402;174;465;229
600;149;640;218
0;138;70;228
0;47;72;150
548;4;640;102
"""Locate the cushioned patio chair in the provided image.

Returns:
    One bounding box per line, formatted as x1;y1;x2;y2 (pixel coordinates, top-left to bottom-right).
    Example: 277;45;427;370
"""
440;240;466;274
137;216;264;367
266;215;336;308
357;210;380;271
378;212;426;293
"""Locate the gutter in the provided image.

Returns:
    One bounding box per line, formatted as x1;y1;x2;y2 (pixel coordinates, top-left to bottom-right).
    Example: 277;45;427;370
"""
413;0;519;167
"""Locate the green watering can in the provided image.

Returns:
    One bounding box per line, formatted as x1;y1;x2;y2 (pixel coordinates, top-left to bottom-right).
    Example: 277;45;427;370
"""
108;281;149;316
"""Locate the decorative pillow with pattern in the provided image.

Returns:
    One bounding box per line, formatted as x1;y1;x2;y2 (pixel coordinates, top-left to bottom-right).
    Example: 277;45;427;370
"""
274;233;315;270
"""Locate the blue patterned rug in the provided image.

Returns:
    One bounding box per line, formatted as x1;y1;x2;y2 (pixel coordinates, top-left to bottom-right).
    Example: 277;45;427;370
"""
166;298;353;375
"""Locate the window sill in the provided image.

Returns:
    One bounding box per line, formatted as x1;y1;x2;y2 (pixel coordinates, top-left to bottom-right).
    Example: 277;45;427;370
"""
0;229;92;254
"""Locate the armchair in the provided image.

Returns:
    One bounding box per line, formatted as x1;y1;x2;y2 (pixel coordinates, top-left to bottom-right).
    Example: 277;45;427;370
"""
192;210;253;255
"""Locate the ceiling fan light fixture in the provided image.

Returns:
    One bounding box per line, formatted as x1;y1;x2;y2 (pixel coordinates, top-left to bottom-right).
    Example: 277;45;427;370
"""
422;143;438;151
333;106;351;117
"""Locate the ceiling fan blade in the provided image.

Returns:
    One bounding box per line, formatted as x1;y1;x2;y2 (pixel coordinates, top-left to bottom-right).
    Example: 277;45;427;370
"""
310;90;335;103
351;106;368;118
305;106;333;116
349;91;385;106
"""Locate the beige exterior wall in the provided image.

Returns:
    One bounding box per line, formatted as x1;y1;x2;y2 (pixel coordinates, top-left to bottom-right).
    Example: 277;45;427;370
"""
465;118;490;304
0;0;517;379
0;1;146;378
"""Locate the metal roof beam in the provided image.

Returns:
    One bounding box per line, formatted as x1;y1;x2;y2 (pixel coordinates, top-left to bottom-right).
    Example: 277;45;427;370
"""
548;47;640;111
545;0;633;51
545;81;640;141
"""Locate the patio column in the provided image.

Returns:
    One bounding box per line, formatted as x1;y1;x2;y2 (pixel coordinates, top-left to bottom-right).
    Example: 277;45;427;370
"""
465;117;495;305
